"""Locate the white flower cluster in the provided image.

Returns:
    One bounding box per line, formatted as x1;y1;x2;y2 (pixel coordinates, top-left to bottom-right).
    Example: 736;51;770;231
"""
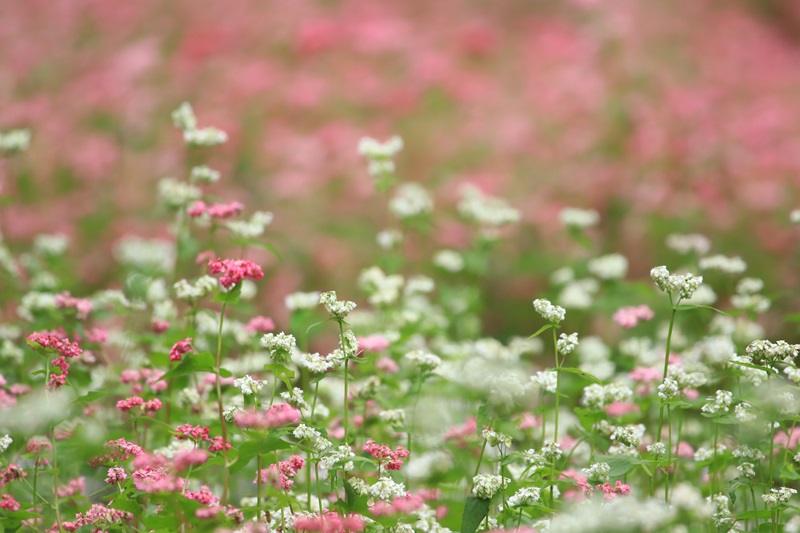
433;250;464;273
650;266;703;300
233;374;265;396
707;493;732;526
700;390;733;415
174;276;218;303
732;444;765;461
665;233;711;255
0;128;31;154
472;474;509;499
284;291;321;311
261;332;297;359
694;444;727;462
157;177;202;208
33;234;69;256
727;354;769;386
610;425;642;448
297;352;335;374
582;462;611;483
533;298;566;324
737;462;756;478
647;442;666;457
746;339;799;363
280;388;309;410
0;434;12;453
507;487;541;508
792;210;800;225
481;428;512;448
556;332;579;355
376;229;403;250
359;266;404;306
189;164;221;184
404;349;442;371
540;442;563;461
223;211;273;239
370;477;407;501
114;237;175;273
530;370;557;394
734;402;756;423
762;487;797;508
320;291;357;319
458;185;520;229
293;424;332;452
581;383;633;409
699;254;747;274
389;183;433;219
522;449;548;474
379;409;406;427
358;136;403;177
657;378;679;400
558;207;599;229
557;279;599;310
587;254;628;280
319;445;356;479
172;103;228;147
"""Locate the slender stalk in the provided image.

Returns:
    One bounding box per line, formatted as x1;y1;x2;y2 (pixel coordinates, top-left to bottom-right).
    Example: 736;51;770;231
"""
257;454;263;516
338;320;350;443
311;381;320;418
215;300;230;505
657;306;677;503
551;328;561;508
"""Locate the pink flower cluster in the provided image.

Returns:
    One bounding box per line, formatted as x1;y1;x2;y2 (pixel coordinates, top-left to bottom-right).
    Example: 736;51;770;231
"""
243;315;276;334
363;439;410;471
88;438;144;467
294;511;366;533
169;338;195;362
56;477;86;498
116;396;162;414
357;335;390;353
207;258;264;289
105;467;127;484
173;448;209;472
55;292;93;320
256;455;305;491
188;200;245;219
0;464;26;488
175;424;210;441
370;493;425;516
612;305;655;328
444;417;477;448
71;503;134;529
132;465;185;493
119;367;167;393
234;404;301;429
185;485;219;505
0;494;20;511
27;331;83;390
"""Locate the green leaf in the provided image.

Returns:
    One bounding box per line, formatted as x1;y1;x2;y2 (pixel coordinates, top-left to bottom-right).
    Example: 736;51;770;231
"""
558;367;602;384
461;495;490;533
157;352;217;381
733;509;772;520
230;437;292;473
673;304;727;315
476;403;491;436
343;478;370;514
212;283;242;305
110;496;142;516
528;323;556;339
594;455;643;477
264;363;296;391
72;390;108;404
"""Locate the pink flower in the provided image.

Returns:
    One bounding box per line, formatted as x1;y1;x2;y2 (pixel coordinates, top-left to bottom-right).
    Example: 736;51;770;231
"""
188;200;207;217
207;258;264;289
55;292;93;320
233;404;301;429
57;477;86;498
294;511;366;533
629;367;662;383
151;318;170;333
105;467;127;484
357;335;390;353
185;485;219;505
256;455;305;490
363;439;409;470
208;436;232;453
174;449;209;472
518;413;541;429
375;358;399;373
116;396;144;413
613;305;654;328
244;316;275;333
175;424;210;441
604;402;639;417
169;338;195;362
0;494;20;511
207;201;244;219
132;466;184;493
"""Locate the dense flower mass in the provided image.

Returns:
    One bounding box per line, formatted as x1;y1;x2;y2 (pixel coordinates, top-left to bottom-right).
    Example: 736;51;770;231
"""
207;258;264;289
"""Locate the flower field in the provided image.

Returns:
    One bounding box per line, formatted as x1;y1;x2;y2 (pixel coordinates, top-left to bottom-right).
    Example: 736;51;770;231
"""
3;1;800;532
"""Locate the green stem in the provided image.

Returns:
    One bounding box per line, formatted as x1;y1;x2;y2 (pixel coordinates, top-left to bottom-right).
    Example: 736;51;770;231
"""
215;299;230;505
257;454;263;516
338;320;350;443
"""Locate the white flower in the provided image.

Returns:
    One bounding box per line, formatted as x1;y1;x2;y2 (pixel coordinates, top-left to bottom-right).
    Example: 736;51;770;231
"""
582;462;611;483
701;390;733;415
223;211;273;239
762;487;797;507
533;298;566;324
481;428;512;448
665;233;710;255
285;291;321;311
297;352;334;374
358;135;404;159
0;434;12;454
792;210;800;225
557;279;598;309
557;333;579;355
508;487;541;507
359;266;404;306
184;127;228;147
320;291;356;319
404;350;441;371
558;207;599;229
699;254;747;275
472;474;509;499
293;424;332;452
610;425;643;448
157;177;202;208
33;234;69;256
647;442;666;457
376;229;403;250
433;250;464;273
189;165;221;184
650;266;703;300
174;275;218;303
587;254;628;280
280;388;309;410
114;237;175;273
233;375;265;396
171;102;197;131
737;462;756;478
0;128;31;154
261;332;297;359
379;409;406;427
458;185;520;229
657;378;679;400
530;370;557;394
369;477;407;501
389;183;433;219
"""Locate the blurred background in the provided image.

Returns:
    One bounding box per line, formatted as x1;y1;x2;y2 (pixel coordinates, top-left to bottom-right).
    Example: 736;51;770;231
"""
2;0;800;336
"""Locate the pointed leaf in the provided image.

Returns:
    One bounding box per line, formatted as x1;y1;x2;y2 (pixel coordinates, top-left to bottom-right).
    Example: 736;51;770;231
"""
528;323;556;339
461;495;490;533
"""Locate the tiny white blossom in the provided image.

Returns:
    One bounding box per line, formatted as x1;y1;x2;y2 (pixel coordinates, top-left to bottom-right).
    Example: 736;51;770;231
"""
533;298;566;324
650;265;703;300
370;477;407;501
233;375;265;396
472;474;509;499
389;183;433;219
558;207;599;229
582;462;611;483
189;165;221;184
320;291;357;319
557;332;579;355
404;350;441;371
665;233;711;255
530;370;557;394
433;250;464;273
285;291;321;311
699;254;747;274
701;390;733;415
508;487;541;507
587;254;628;280
0;434;12;454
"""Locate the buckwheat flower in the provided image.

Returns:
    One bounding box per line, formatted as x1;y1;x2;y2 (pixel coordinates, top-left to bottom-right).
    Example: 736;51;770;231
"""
208;258;264;289
647;442;666;457
701;390;733;415
376;229;403;250
557;332;579;355
33;234;68;256
581;383;633;409
285;291;322;311
731;293;770;313
369;477;407;501
320;291;357;319
587;254;628;280
582;462;611;484
433;250;464;273
650;266;703;300
223;210;273;239
458;185;520;229
114;237;175;273
508;487;541;507
171;102;197;131
657;378;679;400
481;429;512;448
157;177;202;208
610;426;641;448
281;388;309;411
379;409;406;427
699;254;747;274
404;350;441;371
184;127;228;147
733;444;765;461
530;370;557;394
190;165;221;184
105;467;127;484
666;233;711;255
558;207;599;229
792;210;800;225
694;444;727;462
533;298;566;324
737;462;756;479
358;135;404;159
389;183;433;219
746;339;800;363
0;435;11;454
763;487;797;508
233;375;265;396
297;352;333;374
261;332;296;362
558;279;598;309
472;474;509;500
169;338;195;362
359;266;404;306
541;442;563;461
293;424;332;452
